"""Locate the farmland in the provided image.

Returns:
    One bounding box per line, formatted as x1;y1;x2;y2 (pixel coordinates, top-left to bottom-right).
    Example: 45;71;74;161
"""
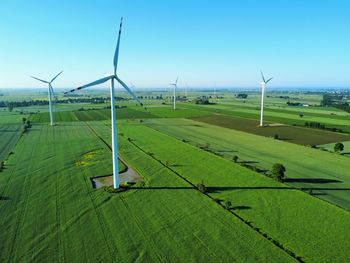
0;122;295;262
0;124;22;163
191;114;350;145
1;90;350;262
142;118;350;210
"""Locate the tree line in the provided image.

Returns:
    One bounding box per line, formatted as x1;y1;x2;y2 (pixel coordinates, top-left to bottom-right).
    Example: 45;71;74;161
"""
321;93;350;113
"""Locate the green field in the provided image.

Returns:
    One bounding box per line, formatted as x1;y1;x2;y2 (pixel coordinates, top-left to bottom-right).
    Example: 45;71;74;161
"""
0;124;22;163
191;114;350;145
2;90;350;262
0;122;294;262
29;107;157;123
113;121;350;262
142;118;350;210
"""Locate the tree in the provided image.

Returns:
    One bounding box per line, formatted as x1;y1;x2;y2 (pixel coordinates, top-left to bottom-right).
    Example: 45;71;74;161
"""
197;180;207;194
274;134;279;140
334;142;344;153
22;117;27;124
272;163;286;182
224;200;232;210
8;105;13;112
26;120;31;128
299;114;304;118
233;155;239;163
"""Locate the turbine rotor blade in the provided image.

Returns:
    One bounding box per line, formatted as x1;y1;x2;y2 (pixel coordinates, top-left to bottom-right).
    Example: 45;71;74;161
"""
260;70;266;83
115;76;143;106
64;75;112;94
265;77;273;84
175;76;179;85
113;17;123;75
50;70;63;83
31;76;49;84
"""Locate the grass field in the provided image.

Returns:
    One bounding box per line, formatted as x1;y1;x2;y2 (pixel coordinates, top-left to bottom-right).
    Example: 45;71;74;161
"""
2;90;350;262
191;114;350;145
103;121;350;262
0;124;22;163
143;118;350;210
320;140;350;155
0;122;294;262
0;111;28;124
29;107;157;123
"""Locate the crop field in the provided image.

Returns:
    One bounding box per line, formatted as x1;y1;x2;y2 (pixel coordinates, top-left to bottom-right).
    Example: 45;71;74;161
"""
0;124;22;163
2;90;350;262
0;111;28;124
143;118;350;210
0;122;295;262
320;140;350;156
29;107;157;123
180;102;350;133
191;114;350;145
99;120;350;262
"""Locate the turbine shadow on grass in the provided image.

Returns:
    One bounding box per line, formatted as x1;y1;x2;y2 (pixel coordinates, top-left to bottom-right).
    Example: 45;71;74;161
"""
232;205;251;210
216;149;238;153
285;178;342;184
129;186;350;192
0;196;10;201
169;164;187;167
239;161;259;164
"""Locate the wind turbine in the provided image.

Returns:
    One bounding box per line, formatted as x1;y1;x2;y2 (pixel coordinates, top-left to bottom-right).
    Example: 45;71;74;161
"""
260;70;273;127
31;71;63;126
170;76;178;110
64;17;144;189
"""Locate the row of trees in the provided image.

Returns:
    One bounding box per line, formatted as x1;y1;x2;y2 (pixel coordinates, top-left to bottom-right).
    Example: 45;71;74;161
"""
0;97;127;110
304;121;343;133
321;93;350;113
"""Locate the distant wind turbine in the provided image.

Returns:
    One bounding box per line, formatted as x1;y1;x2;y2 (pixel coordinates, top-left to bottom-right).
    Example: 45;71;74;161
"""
260;70;273;127
170;76;179;110
64;17;144;189
31;71;63;126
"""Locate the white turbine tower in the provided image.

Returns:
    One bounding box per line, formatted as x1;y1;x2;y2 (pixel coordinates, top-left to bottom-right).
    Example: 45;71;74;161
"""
260;70;273;127
64;17;143;189
170;76;178;110
31;71;63;126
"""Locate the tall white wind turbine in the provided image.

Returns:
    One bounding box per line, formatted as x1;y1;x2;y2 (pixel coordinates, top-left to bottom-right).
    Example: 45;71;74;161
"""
31;71;63;126
259;70;273;127
170;76;178;110
64;18;144;189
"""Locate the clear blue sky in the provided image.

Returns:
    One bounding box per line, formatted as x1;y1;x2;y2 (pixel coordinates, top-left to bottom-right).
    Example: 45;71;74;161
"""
0;0;349;89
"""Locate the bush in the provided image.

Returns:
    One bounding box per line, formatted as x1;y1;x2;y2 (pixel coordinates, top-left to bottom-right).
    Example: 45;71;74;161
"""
224;200;232;210
334;142;344;152
272;163;286;182
274;134;279;140
0;161;4;172
233;155;239;163
197;180;207;194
